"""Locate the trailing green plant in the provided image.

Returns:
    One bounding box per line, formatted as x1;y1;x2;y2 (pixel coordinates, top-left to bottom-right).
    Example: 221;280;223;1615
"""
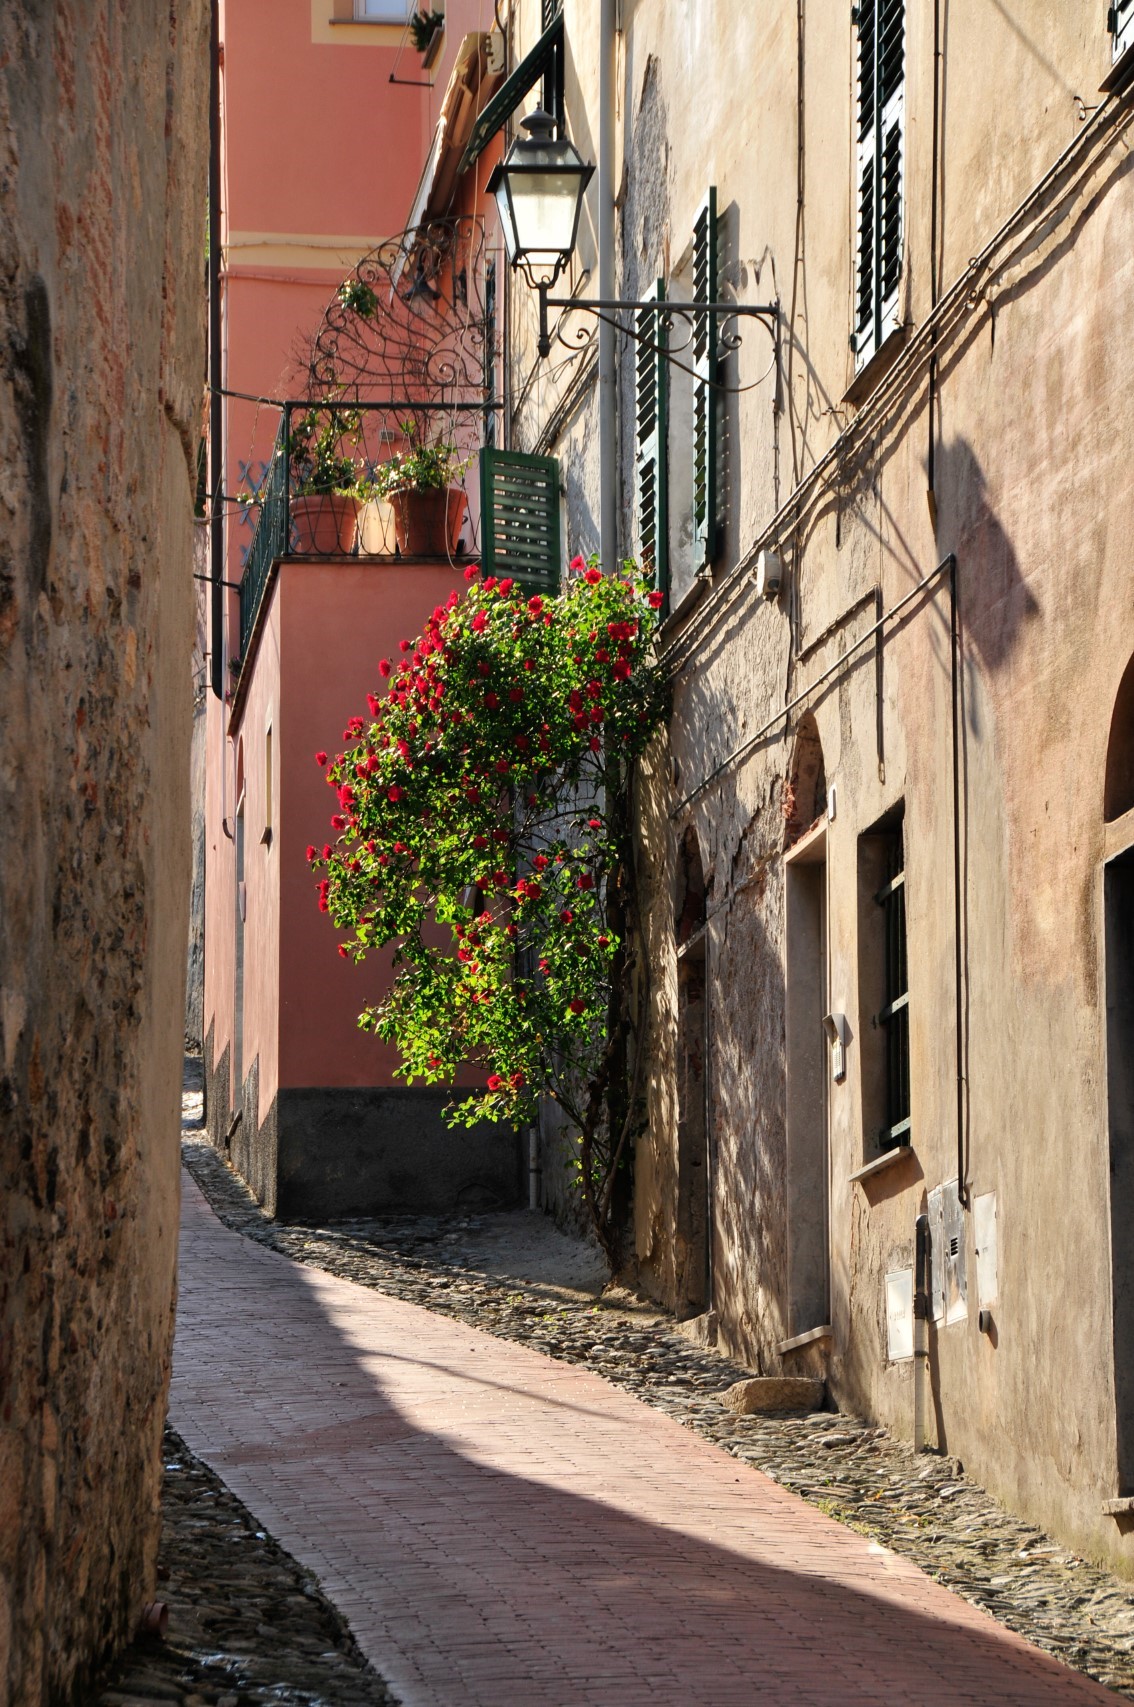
368;419;469;499
337;278;378;320
409;8;444;52
308;556;668;1265
287;404;362;497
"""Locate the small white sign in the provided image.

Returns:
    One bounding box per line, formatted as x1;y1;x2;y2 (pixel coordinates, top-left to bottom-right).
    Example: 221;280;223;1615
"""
886;1268;914;1362
974;1191;998;1308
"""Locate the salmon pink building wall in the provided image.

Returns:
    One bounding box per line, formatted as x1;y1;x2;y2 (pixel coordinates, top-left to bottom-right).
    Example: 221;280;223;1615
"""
204;1;517;1215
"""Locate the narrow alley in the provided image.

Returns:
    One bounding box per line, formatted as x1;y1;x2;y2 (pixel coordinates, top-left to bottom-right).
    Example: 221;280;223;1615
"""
170;1167;1116;1706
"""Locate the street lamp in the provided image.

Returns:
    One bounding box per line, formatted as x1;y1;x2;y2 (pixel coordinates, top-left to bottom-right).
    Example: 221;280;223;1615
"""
489;108;778;365
487;108;593;335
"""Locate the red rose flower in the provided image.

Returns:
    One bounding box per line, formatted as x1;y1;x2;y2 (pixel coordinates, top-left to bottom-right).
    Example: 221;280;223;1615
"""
560;908;573;924
387;785;403;802
316;751;328;766
472;610;488;633
330;814;346;830
569;554;586;574
584;567;602;585
306;844;317;861
484;691;499;709
586;679;602;699
487;1074;503;1091
577;874;593;890
499;577;514;594
510;1071;525;1090
527;595;543;615
509;686;524;702
399;639;411;652
568;997;586;1014
648;589;665;609
464;564;478;581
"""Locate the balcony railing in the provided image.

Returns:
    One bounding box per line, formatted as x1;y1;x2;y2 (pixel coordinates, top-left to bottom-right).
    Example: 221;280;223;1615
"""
235;400;492;666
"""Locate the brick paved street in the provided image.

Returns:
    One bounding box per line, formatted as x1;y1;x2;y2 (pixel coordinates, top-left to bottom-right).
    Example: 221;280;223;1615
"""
173;1174;1118;1706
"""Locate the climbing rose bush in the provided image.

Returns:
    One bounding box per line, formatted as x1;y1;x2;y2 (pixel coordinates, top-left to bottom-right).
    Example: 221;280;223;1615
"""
308;556;667;1235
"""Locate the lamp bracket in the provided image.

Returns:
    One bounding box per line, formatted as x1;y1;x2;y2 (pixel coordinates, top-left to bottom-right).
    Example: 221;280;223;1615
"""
536;285;780;391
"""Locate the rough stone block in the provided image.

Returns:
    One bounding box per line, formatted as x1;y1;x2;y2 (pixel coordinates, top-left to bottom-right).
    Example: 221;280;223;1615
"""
720;1376;825;1414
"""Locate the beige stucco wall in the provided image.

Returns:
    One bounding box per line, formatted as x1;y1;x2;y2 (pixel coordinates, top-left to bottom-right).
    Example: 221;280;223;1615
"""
0;1;208;1699
508;0;1134;1575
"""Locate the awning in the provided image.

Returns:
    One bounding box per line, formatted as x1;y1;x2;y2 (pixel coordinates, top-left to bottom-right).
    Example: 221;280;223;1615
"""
457;12;563;179
403;33;504;231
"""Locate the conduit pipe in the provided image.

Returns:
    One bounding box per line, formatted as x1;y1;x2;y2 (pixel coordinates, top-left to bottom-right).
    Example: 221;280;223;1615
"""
914;1212;929;1451
208;0;223;702
598;0;617;571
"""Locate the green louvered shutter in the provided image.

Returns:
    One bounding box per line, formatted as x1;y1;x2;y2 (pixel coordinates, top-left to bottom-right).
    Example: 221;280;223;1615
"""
635;279;669;606
691;187;720;573
480;448;561;592
853;0;905;370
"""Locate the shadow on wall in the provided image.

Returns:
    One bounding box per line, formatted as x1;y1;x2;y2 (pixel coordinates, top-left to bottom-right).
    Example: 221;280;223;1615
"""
934;435;1039;680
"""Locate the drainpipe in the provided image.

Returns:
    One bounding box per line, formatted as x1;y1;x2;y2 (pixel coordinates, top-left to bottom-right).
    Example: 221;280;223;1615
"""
208;0;223;701
913;1212;929;1451
598;0;617;571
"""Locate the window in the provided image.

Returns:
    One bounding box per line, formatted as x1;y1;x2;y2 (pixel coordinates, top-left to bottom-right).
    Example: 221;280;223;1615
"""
858;810;910;1153
1112;1;1134;61
354;0;409;18
852;0;905;371
691;187;720;571
634;280;669;605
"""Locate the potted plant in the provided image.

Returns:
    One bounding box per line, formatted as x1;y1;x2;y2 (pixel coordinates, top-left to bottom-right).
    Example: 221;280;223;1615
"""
370;421;470;557
287;405;363;555
409;8;445;68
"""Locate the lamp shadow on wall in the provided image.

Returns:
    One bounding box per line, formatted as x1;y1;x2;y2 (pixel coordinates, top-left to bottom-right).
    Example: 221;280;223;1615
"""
932;434;1040;741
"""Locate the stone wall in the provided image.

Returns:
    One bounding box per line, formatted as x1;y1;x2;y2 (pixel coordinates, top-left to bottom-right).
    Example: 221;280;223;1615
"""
0;4;207;1701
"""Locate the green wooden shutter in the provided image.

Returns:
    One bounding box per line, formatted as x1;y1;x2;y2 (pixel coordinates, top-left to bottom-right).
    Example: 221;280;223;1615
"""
691;187;719;573
635;279;669;604
853;0;905;370
480;448;561;591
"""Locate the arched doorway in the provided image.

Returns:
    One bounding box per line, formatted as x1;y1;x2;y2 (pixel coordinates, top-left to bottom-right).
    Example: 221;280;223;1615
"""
1105;655;1134;1489
783;715;831;1338
675;826;710;1317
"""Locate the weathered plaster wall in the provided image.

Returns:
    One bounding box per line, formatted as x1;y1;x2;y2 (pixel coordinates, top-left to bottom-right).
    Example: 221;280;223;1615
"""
0;3;207;1699
511;0;1134;1576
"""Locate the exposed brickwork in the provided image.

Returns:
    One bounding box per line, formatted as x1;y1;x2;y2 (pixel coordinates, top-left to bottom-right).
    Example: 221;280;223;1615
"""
0;4;207;1700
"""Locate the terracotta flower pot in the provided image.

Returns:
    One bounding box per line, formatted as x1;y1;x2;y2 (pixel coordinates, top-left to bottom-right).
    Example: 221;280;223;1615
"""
290;493;361;555
388;486;468;558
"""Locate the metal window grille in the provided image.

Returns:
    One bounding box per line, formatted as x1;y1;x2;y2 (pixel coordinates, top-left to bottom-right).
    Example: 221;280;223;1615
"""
853;0;905;369
874;826;910;1149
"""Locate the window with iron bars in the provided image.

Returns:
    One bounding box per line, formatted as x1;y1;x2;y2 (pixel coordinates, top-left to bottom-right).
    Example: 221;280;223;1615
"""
858;810;910;1155
874;826;910;1149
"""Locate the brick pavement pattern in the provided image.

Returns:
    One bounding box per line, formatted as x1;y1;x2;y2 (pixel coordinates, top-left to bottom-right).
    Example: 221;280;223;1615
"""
173;1175;1116;1706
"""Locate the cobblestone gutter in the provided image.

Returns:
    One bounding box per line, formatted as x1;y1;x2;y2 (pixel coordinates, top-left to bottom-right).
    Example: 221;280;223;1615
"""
96;1427;395;1707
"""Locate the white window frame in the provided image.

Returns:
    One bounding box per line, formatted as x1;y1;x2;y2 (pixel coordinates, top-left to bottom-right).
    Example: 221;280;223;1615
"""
354;0;410;21
1112;0;1134;62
